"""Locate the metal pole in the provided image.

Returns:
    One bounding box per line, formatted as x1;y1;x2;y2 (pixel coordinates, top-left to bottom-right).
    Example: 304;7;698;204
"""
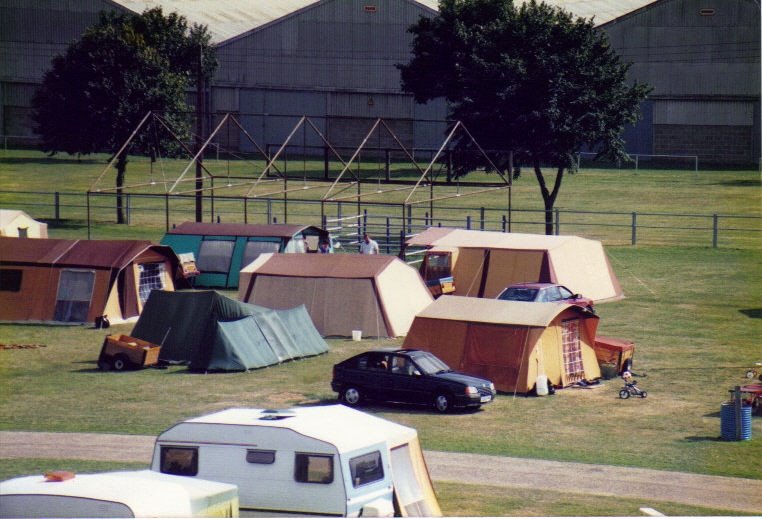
632;212;637;245
54;192;60;221
86;192;91;240
712;214;718;248
480;207;485;231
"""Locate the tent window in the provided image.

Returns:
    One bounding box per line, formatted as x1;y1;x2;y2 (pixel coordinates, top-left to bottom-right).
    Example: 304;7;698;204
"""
247;449;276;464
284;236;307;253
0;269;22;292
54;269;95;322
197;240;235;273
294;453;333;484
160;446;198;476
242;240;280;268
138;262;165;303
17;227;28;238
562;319;584;383
349;450;384;488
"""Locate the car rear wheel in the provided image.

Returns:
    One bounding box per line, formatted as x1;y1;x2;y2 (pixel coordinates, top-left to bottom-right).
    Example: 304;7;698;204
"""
342;386;362;407
434;393;451;413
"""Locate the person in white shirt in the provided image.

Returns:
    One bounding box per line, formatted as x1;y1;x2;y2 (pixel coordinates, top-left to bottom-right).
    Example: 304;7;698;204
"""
359;233;379;254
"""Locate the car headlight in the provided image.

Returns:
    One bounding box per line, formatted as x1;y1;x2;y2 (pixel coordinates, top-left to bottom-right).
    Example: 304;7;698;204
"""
465;386;478;395
489;382;495;393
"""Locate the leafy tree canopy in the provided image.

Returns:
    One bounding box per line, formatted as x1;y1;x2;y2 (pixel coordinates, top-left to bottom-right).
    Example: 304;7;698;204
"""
31;7;216;222
398;0;651;233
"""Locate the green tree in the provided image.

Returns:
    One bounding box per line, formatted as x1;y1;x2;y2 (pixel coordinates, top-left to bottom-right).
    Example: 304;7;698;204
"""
398;0;651;234
32;8;216;224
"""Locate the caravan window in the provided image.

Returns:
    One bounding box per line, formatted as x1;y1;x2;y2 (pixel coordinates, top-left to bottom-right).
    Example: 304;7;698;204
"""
54;269;95;322
197;240;235;273
138;262;165;303
247;449;276;464
349;451;384;488
160;446;198;476
294;453;333;484
0;269;22;292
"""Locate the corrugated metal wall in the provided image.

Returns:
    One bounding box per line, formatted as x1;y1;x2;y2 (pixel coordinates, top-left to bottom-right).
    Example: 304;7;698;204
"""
602;0;760;164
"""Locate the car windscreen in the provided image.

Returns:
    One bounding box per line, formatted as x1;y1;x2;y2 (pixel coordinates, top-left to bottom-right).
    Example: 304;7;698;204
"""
498;287;538;302
413;352;451;375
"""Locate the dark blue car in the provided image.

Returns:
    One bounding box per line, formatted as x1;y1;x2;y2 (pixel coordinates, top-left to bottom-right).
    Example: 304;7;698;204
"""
331;348;495;413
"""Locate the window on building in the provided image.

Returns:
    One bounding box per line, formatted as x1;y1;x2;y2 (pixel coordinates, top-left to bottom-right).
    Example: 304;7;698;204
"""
54;270;95;322
197;240;235;273
294;453;333;484
349;450;384;488
0;269;22;292
247;449;276;464
160;446;198;476
138;262;165;303
562;319;584;383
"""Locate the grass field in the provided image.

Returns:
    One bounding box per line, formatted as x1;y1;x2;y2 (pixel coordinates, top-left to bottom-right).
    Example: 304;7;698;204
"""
0;149;761;515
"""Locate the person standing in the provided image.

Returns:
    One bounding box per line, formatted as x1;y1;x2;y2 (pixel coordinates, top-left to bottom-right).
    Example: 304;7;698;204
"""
359;232;379;254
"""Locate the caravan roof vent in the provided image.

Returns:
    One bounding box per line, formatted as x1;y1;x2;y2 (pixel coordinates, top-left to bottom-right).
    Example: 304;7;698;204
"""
259;409;295;421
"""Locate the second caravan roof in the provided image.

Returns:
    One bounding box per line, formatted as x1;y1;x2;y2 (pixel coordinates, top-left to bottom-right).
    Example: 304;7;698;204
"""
178;405;416;453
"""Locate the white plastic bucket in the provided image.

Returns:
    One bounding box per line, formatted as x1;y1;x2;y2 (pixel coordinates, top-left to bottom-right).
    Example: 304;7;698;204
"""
352;330;362;341
536;374;549;396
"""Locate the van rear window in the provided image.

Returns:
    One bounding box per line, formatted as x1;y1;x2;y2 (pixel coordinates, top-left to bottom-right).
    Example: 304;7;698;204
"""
349;450;384;487
160;446;198;476
294;453;333;484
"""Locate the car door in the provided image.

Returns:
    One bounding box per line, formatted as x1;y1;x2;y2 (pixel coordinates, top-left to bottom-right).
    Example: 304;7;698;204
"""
364;352;394;401
388;354;428;405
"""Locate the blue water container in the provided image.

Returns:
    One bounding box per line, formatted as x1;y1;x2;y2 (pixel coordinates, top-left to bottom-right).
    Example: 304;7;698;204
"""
720;402;752;441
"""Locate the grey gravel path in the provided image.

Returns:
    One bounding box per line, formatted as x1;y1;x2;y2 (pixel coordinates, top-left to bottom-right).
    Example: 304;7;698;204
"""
1;431;761;514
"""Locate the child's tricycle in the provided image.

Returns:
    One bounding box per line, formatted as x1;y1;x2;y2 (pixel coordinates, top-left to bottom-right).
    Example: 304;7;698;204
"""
618;371;647;399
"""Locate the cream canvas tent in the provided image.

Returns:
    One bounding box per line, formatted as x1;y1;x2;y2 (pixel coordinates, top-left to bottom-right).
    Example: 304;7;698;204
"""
403;295;601;393
408;228;623;302
238;253;433;337
0;209;47;238
0;237;185;324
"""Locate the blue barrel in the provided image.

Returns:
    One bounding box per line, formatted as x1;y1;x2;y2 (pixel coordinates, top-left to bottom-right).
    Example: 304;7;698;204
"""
720;402;752;441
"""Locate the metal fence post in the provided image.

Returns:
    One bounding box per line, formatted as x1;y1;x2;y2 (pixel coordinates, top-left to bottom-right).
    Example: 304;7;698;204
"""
466;215;471;229
407;205;412;233
385;217;391;254
480;207;485;230
631;212;637;245
126;194;131;225
266;199;272;224
712;214;718;248
54;192;60;221
502;214;507;232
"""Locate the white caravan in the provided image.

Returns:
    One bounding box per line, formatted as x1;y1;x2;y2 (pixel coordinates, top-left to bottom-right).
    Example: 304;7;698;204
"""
0;469;239;518
150;405;441;517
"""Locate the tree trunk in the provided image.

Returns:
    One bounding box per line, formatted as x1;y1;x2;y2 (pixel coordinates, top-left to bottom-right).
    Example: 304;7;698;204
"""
115;153;127;224
533;161;565;235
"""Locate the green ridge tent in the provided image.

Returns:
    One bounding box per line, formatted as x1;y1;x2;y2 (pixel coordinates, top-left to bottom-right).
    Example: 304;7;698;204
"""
130;290;327;371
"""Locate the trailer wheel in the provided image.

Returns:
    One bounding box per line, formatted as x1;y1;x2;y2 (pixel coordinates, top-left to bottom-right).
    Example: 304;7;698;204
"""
113;354;130;371
619;389;630;399
342;386;362;407
97;357;112;371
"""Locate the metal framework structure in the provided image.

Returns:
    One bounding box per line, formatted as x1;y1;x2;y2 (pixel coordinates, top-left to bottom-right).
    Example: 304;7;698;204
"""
89;111;512;225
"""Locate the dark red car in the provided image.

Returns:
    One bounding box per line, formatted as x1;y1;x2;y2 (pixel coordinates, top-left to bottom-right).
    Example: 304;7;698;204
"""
496;282;595;313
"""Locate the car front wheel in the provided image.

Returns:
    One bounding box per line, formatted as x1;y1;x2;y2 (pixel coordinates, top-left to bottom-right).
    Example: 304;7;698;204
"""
434;393;451;413
342;386;362;407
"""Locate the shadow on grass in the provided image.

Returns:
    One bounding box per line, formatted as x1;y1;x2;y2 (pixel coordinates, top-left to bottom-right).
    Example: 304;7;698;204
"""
740;309;761;319
0;157;106;166
682;435;723;442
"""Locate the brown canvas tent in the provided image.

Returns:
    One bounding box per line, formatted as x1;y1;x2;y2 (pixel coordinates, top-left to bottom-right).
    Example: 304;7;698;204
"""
0;237;185;324
238;253;433;337
403;295;601;393
0;209;47;238
408;228;623;302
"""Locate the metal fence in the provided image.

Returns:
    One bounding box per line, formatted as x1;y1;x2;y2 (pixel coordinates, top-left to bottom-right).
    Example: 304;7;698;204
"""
1;189;759;253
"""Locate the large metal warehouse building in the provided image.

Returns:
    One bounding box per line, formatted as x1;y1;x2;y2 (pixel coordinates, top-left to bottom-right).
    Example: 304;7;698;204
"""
1;0;759;166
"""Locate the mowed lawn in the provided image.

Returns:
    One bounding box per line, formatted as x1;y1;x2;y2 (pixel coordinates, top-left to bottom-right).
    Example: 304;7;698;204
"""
0;149;760;515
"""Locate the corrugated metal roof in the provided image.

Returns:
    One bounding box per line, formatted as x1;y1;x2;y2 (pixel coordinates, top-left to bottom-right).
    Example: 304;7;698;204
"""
111;0;653;43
